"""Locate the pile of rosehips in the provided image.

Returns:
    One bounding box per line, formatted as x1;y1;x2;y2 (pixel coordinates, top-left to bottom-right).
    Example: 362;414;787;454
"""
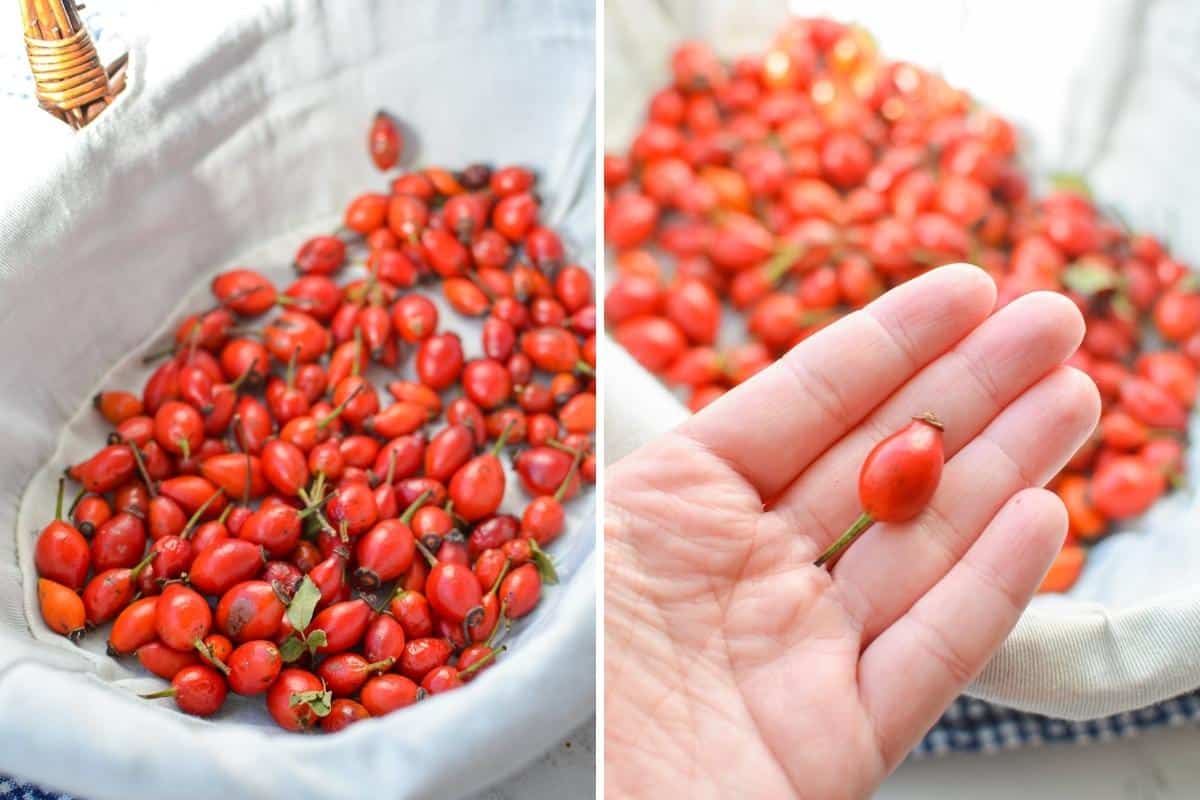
604;18;1198;593
33;110;596;731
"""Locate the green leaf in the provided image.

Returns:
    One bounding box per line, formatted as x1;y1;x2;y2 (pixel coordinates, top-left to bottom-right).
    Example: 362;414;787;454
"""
1110;293;1136;321
1061;261;1117;296
530;541;559;586
287;576;321;632
305;629;327;655
1049;172;1091;198
279;635;305;663
309;690;333;717
290;688;333;717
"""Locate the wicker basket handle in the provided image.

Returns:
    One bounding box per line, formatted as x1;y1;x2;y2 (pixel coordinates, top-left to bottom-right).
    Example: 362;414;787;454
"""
19;0;128;129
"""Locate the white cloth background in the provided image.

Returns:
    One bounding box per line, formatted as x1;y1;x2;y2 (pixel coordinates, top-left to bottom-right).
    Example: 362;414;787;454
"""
0;2;595;799
605;0;1200;719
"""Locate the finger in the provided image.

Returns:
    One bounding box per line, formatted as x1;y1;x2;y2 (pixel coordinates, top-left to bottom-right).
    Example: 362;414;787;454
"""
857;487;1067;768
833;366;1098;640
676;264;996;500
765;290;1084;552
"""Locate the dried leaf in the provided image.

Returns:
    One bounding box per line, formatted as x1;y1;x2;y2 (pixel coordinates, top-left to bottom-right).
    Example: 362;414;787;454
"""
286;576;321;632
1061;262;1116;296
279;635;305;663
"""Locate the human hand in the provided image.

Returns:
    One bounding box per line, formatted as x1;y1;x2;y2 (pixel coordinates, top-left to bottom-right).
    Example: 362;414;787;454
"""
604;264;1100;799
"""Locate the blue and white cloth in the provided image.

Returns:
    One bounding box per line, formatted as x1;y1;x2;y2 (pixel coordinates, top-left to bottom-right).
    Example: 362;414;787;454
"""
911;692;1200;759
0;776;72;800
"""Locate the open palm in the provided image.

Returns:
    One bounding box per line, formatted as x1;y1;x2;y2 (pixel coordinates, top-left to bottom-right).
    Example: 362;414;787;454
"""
605;265;1100;799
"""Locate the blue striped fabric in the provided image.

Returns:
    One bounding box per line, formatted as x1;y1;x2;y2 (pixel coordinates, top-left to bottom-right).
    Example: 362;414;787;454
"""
910;691;1200;758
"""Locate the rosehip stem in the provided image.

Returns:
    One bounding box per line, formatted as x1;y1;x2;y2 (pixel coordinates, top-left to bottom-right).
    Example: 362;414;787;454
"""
286;346;300;389
124;438;158;497
130;550;156;580
54;477;66;521
194;640;231;675
318;385;363;429
67;484;86;518
545;439;581;457
297;492;338;520
383;449;398;488
242;451;252;507
181;489;224;539
229;361;258;393
458;644;506;678
414;537;438;568
554;448;585;503
366;657;395;674
487;558;512;596
351;327;363;378
491;420;515;457
487;602;510;646
141;344;178;364
399;489;433;524
813;512;874;568
764;242;805;285
228;415;244;454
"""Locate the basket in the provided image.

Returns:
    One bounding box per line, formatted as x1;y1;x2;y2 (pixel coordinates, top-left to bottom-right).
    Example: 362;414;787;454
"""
18;0;127;128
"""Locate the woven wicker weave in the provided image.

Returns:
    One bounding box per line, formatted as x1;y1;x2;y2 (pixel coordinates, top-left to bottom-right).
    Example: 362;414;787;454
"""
18;0;127;129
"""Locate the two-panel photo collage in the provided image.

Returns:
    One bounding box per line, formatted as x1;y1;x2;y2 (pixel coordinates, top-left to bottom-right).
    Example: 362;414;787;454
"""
3;1;1199;798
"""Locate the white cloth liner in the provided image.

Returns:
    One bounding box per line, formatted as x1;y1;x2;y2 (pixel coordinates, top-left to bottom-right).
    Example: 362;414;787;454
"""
0;1;595;798
605;0;1200;719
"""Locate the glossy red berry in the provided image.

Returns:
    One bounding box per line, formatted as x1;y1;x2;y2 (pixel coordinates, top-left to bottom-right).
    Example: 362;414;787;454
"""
398;637;454;683
156;583;213;651
267;668;330;731
226;639;283;696
141;664;228;717
816;414;947;567
368;111;403;171
360;673;424;716
321;698;371;732
35;480;90;591
216;580;286;643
